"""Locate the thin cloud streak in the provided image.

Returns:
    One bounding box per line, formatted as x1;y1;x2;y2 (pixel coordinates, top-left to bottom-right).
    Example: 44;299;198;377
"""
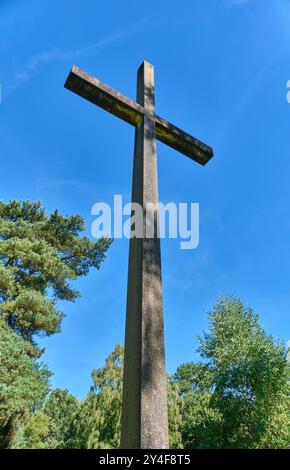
4;20;148;96
225;0;253;5
35;178;99;198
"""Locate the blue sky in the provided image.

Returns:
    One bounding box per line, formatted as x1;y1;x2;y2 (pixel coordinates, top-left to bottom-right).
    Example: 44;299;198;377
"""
1;0;290;398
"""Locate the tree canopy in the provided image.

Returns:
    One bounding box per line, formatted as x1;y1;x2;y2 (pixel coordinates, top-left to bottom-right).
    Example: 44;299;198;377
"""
0;200;111;357
0;318;50;448
11;297;289;449
174;297;290;448
0;200;111;448
71;345;123;449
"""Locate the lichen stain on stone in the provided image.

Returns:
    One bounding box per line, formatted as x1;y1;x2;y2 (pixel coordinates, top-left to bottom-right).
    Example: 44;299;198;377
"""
115;103;142;125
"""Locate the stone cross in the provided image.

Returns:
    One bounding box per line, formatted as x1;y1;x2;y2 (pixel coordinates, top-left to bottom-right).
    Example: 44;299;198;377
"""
64;61;213;449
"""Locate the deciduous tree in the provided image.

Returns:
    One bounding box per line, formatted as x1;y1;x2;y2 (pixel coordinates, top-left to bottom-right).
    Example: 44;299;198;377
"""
175;297;290;449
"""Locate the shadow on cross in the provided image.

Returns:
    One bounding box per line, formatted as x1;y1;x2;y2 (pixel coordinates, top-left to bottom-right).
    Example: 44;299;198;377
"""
121;64;168;447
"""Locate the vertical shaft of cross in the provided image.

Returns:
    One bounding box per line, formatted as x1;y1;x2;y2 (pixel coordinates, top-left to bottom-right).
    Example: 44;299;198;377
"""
120;61;169;449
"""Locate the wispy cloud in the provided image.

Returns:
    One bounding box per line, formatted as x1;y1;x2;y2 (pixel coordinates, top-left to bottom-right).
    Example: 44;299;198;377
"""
3;20;148;97
225;0;253;6
36;178;92;193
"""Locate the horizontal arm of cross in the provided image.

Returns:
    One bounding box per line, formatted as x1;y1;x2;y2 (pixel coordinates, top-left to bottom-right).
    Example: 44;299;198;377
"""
64;65;213;165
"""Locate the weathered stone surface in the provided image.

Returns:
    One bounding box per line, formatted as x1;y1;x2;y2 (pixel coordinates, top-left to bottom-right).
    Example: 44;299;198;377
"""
64;65;213;165
120;61;168;449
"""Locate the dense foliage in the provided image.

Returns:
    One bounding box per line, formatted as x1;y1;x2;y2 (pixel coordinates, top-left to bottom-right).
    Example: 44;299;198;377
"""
0;200;111;357
5;297;288;449
71;345;123;449
0;200;111;448
0;319;50;448
174;297;290;448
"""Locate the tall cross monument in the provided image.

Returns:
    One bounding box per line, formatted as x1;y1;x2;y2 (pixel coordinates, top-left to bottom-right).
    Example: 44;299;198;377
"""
64;61;213;449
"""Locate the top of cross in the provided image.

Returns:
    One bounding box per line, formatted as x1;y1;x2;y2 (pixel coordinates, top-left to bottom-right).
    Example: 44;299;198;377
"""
64;62;213;166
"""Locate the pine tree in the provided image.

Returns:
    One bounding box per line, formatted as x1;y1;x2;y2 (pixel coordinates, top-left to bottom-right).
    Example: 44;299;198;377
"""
0;200;111;357
0;318;50;448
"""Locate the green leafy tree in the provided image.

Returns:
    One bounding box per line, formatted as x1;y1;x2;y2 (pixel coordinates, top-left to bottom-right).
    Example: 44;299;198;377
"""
15;411;50;449
43;389;79;448
7;297;288;450
0;319;50;448
0;200;111;357
175;297;290;449
173;362;220;448
17;388;79;449
168;379;183;448
72;345;123;449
